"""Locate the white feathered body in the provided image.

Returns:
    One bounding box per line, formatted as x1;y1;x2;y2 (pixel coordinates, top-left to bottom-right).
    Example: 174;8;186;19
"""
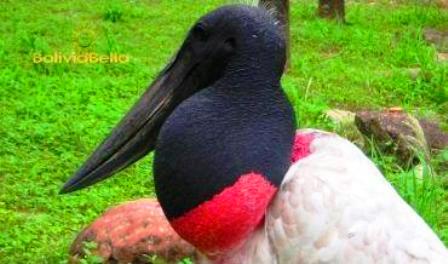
200;129;447;264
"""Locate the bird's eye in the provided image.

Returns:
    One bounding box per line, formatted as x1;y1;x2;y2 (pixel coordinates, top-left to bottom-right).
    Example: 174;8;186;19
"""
223;37;236;52
192;23;209;42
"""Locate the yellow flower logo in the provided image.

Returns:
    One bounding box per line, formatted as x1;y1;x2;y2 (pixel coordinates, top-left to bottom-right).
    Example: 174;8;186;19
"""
73;25;97;49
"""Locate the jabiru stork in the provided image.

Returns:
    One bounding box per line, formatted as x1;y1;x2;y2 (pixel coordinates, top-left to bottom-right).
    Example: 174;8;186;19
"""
61;5;448;263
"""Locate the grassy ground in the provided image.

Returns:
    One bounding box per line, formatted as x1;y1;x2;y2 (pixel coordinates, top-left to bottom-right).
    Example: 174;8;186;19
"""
0;0;447;262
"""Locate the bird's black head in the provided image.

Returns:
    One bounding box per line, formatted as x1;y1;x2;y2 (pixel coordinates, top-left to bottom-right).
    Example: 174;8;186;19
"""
60;5;287;193
190;5;286;78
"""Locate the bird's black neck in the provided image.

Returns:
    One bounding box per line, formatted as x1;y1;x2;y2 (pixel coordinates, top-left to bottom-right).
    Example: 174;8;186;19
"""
154;67;295;220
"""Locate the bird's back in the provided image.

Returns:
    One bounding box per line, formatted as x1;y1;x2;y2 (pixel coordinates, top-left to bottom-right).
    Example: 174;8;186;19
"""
265;129;448;264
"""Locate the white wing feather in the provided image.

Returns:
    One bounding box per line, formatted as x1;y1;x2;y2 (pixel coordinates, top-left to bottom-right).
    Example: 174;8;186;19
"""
266;130;448;264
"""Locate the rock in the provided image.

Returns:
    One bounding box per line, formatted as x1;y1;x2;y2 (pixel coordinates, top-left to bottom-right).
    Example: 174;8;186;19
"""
325;109;365;147
406;68;434;81
69;199;196;264
423;28;448;63
437;52;448;62
438;0;448;9
355;108;430;166
407;67;421;80
325;107;448;167
355;108;448;165
423;28;448;52
326;109;356;124
420;119;448;151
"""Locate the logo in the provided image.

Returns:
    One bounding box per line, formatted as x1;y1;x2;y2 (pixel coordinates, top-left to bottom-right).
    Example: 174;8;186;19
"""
32;23;130;64
73;26;97;49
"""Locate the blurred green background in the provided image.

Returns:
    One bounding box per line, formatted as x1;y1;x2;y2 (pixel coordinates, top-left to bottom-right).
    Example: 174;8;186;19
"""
0;0;447;262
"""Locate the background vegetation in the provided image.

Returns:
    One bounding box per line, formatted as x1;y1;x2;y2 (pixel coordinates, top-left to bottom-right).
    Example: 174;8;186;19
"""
0;0;447;262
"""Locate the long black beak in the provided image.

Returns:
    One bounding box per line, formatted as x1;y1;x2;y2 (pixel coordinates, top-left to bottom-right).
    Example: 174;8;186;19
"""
60;44;203;193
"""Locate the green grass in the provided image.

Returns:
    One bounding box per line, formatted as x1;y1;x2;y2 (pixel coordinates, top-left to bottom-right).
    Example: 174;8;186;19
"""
0;0;447;262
